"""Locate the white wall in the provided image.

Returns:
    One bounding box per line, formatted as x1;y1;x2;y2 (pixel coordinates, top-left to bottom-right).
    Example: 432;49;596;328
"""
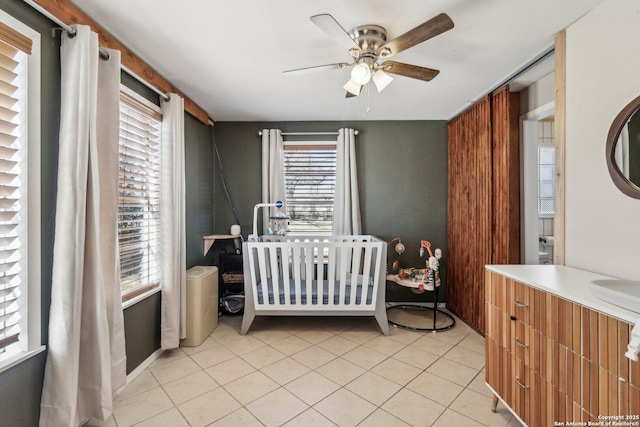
565;0;640;279
520;72;554;114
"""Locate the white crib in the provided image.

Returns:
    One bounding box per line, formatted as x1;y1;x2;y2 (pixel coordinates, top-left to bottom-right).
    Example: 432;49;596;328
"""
241;235;389;335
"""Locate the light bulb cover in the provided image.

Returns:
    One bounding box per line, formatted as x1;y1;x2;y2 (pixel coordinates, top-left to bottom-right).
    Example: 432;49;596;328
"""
343;78;362;96
372;69;393;93
350;62;372;85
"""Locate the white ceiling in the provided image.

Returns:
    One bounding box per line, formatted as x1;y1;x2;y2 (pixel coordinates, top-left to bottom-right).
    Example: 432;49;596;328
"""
70;0;603;122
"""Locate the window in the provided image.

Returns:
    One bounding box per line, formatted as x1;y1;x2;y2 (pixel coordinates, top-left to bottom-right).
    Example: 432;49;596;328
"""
0;13;42;370
537;120;555;216
118;88;162;300
283;142;336;235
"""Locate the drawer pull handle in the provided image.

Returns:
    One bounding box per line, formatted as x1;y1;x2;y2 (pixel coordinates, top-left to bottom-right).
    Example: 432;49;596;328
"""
513;300;528;308
515;377;529;389
514;338;528;348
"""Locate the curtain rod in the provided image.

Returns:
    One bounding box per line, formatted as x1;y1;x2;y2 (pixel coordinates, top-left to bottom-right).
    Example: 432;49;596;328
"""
23;0;75;34
121;65;170;101
23;0;170;102
257;131;359;136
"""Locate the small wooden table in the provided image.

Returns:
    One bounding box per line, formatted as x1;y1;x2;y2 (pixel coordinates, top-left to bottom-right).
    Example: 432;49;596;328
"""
386;274;456;332
202;234;242;256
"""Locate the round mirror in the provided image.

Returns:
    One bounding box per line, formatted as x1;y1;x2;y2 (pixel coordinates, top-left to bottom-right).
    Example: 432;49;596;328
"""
606;95;640;198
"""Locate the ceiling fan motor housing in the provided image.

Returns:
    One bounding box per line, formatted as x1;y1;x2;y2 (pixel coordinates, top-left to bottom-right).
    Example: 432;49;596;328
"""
349;25;387;57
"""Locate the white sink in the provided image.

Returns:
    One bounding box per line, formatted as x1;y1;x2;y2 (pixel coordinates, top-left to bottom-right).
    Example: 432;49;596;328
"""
589;279;640;314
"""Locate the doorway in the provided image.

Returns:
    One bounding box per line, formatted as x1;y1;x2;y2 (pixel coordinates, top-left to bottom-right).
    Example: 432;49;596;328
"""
521;102;556;264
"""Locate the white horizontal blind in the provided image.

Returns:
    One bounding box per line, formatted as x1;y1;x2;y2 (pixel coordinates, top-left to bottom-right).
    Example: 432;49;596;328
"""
284;143;336;235
0;39;25;357
118;92;162;298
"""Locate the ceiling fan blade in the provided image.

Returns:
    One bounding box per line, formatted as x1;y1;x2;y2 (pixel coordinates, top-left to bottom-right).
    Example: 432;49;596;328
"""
311;14;361;51
378;13;454;58
381;61;440;81
283;63;350;76
345;91;358;98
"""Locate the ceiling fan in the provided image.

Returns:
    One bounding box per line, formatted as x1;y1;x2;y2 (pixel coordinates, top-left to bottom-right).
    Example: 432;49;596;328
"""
284;13;454;97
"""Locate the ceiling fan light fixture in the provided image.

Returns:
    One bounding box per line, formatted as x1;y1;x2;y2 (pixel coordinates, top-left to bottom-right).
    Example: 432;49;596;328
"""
343;78;362;96
372;69;393;92
350;62;372;85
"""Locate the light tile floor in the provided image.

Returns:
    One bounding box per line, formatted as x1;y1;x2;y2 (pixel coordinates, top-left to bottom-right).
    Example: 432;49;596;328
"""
100;310;526;427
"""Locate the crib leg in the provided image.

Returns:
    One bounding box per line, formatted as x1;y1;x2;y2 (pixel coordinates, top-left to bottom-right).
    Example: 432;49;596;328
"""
240;309;255;335
375;308;390;336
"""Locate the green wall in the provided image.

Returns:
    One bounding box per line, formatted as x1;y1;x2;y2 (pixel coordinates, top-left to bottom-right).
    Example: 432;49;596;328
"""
0;0;60;424
213;121;448;302
0;1;214;424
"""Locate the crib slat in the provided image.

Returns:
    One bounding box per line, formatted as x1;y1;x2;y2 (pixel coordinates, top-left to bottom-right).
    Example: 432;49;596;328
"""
305;245;314;304
361;245;373;305
247;246;260;305
256;246;268;306
349;246;362;305
338;246;350;306
293;245;302;305
369;246;380;306
270;246;281;305
316;245;325;304
327;246;337;306
281;245;292;305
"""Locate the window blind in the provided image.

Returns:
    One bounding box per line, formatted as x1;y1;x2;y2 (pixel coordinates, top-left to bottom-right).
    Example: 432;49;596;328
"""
0;39;23;354
0;21;31;55
283;145;336;235
119;92;162;298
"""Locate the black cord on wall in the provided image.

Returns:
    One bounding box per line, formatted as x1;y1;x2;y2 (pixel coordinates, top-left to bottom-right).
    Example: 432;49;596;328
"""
211;127;241;226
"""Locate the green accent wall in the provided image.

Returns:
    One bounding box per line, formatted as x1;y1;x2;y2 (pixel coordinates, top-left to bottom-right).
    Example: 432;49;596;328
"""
0;1;215;423
185;118;215;268
213;121;448;302
0;0;60;424
124;292;161;374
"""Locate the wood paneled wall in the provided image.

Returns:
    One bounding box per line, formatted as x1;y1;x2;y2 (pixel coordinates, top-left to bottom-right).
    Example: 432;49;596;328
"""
447;95;492;333
491;87;521;265
446;87;520;334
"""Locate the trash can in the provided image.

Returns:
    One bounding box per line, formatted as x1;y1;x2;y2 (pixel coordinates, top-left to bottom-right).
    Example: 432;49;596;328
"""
180;266;218;347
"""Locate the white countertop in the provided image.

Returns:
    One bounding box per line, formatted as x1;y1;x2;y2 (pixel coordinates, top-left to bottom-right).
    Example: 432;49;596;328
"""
485;264;640;324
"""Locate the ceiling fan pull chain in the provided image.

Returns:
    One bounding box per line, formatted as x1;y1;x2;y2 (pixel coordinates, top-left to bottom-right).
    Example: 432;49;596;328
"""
364;83;371;117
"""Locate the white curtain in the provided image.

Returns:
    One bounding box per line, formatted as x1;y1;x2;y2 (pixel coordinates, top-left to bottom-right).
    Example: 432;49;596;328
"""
333;128;362;235
261;129;286;233
40;25;126;426
160;94;186;349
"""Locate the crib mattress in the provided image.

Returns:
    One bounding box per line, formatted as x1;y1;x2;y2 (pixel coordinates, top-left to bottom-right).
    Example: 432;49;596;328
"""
256;275;374;305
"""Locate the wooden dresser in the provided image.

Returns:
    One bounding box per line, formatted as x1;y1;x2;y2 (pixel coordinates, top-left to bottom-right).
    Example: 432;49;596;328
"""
485;265;640;426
